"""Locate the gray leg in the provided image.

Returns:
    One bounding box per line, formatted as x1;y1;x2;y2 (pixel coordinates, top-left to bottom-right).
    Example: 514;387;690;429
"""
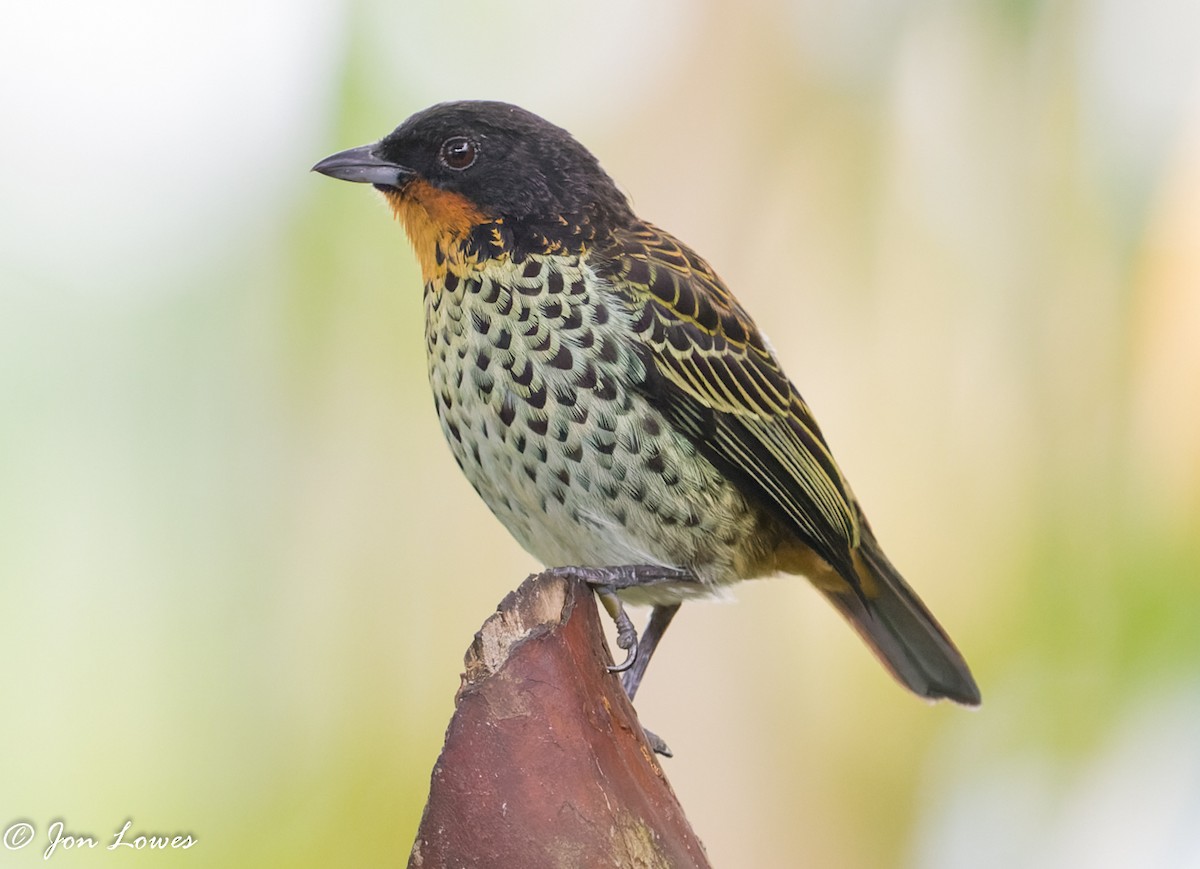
620;603;681;701
537;564;696;672
537;566;696;758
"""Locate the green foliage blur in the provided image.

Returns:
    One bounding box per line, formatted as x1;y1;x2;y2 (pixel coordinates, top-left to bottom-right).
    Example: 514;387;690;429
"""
2;1;1198;866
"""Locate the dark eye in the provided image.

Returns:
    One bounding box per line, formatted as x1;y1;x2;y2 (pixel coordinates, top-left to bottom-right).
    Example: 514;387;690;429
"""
439;136;477;170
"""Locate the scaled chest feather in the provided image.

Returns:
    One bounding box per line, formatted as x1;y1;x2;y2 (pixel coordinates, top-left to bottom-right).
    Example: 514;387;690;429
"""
421;256;779;588
422;255;632;533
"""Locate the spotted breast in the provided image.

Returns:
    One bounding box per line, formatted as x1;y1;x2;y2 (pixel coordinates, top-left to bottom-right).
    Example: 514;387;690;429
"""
423;255;783;604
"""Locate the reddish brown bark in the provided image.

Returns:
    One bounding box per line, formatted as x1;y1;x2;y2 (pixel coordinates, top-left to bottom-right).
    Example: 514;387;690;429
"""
408;572;711;869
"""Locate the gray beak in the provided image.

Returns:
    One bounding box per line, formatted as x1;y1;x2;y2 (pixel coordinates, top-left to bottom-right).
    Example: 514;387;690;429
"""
312;144;413;188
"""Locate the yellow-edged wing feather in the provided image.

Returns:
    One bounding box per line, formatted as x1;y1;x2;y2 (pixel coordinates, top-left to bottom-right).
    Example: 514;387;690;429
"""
596;223;980;704
597;223;863;585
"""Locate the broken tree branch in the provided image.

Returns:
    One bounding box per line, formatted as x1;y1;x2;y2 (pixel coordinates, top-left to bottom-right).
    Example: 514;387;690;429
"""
408;571;711;869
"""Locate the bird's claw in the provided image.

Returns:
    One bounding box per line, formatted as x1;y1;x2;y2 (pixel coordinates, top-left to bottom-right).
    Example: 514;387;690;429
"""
596;585;639;673
535;566;694;758
643;728;673;757
536;565;697;684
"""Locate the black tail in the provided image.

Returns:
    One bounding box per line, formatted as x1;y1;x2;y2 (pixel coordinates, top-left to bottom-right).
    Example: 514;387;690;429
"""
821;530;981;706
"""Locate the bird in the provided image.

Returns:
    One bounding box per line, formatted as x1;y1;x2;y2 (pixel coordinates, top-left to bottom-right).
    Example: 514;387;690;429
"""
313;100;980;712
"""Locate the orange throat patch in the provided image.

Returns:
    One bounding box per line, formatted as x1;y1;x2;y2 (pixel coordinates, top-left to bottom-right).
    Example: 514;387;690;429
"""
381;180;489;282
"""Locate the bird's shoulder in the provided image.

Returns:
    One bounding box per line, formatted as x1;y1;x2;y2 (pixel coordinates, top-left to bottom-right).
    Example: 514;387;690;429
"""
590;222;794;420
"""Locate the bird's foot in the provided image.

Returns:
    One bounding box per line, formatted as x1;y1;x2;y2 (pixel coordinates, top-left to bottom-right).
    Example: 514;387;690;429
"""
540;563;696;593
537;564;693;672
536;566;696;756
642;728;673;757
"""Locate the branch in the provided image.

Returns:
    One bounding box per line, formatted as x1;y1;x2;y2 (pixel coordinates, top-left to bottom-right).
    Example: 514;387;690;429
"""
408;572;711;869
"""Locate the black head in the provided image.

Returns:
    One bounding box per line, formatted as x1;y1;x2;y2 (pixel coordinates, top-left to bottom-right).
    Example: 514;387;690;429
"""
313;101;634;231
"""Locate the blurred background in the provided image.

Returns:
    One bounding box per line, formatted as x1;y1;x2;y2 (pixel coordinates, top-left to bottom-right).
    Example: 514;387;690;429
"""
3;0;1199;866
